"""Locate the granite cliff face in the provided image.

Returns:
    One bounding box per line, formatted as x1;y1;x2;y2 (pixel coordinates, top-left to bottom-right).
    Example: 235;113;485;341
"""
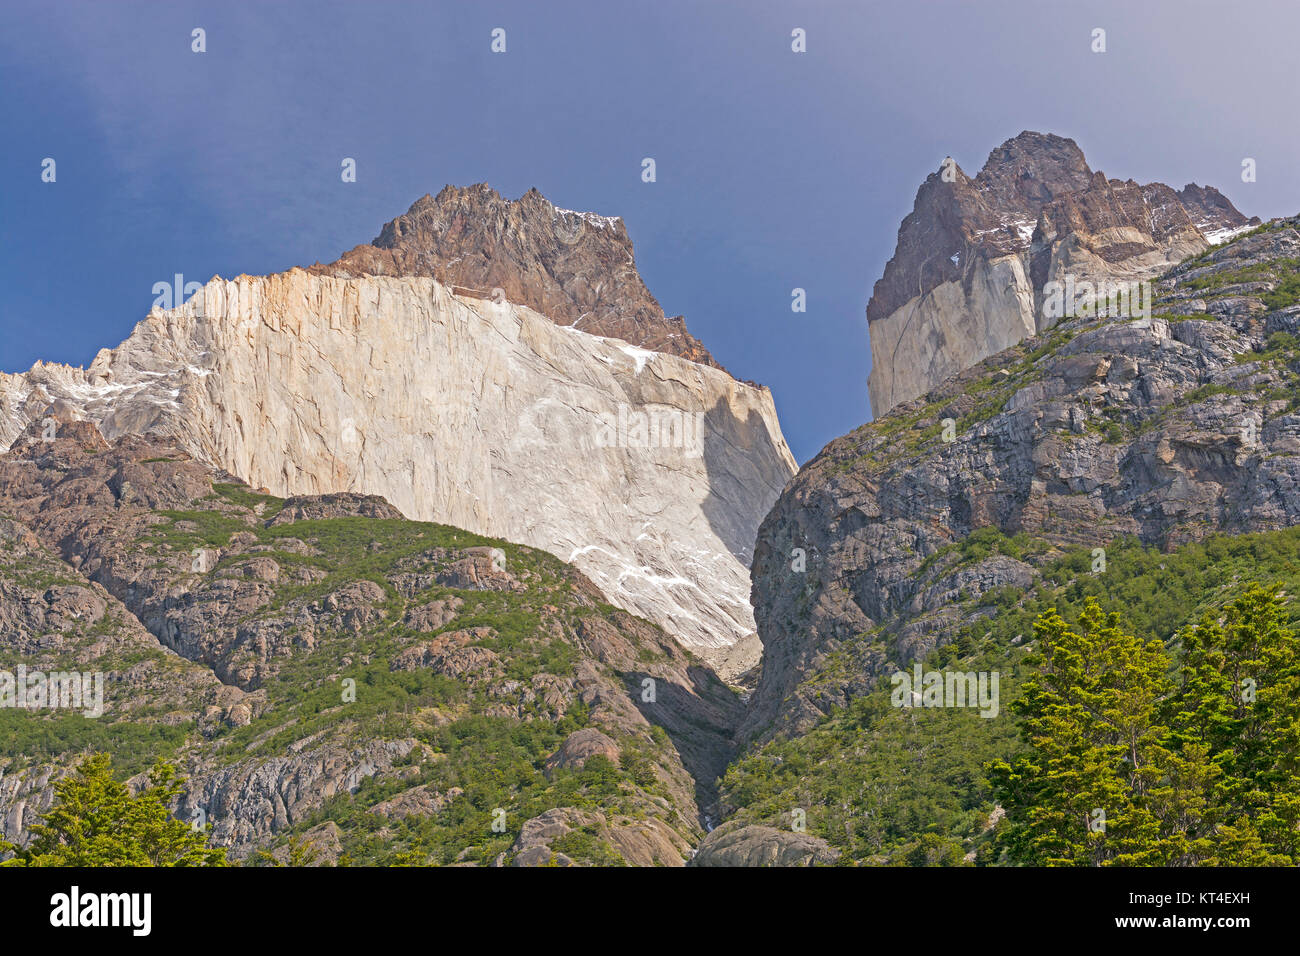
747;218;1300;743
866;131;1259;417
0;189;795;677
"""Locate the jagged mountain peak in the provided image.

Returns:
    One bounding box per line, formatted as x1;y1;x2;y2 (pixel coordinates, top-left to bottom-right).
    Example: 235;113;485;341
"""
393;183;625;232
972;130;1094;212
866;131;1260;416
312;184;719;369
372;184;630;253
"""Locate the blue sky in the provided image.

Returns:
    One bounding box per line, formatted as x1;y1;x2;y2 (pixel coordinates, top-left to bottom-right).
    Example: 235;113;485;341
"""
2;0;1296;462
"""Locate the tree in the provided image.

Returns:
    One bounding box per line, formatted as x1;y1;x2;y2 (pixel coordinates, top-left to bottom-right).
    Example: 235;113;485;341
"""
990;587;1300;866
1;753;227;867
989;600;1176;865
902;832;968;867
1168;585;1300;864
256;834;322;867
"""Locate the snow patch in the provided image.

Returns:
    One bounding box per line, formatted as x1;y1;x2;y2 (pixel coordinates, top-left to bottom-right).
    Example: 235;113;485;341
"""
616;343;657;375
1202;222;1255;246
552;205;621;230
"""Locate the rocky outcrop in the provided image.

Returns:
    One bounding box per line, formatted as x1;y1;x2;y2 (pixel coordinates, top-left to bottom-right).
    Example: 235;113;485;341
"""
866;131;1259;416
1178;183;1260;243
177;739;421;852
543;728;620;776
391;627;502;679
266;493;403;525
690;822;840;866
269;821;344;866
508;806;692;867
750;218;1300;742
370;785;462;821
0;193;797;675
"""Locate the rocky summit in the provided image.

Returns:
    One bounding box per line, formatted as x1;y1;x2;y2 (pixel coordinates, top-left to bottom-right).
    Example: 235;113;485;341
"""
312;184;722;368
0;188;796;680
866;131;1259;417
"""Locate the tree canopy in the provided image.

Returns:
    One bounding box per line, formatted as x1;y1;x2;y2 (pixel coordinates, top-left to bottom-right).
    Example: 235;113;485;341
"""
0;753;227;867
990;585;1300;865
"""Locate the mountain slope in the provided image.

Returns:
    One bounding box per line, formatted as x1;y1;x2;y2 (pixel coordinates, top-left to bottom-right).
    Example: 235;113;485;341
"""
749;216;1300;745
0;420;742;864
720;525;1300;865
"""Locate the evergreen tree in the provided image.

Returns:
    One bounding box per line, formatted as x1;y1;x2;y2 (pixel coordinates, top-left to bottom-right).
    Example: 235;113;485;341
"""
1170;585;1300;864
990;587;1300;866
0;753;227;867
989;601;1174;864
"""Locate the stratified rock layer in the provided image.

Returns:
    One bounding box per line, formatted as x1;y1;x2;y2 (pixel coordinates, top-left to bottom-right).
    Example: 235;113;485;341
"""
866;131;1259;416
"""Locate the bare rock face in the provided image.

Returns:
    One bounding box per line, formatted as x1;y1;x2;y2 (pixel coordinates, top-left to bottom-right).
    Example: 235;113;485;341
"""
177;739;421;851
690;822;841;866
866;131;1259;416
312;184;721;369
0;191;796;677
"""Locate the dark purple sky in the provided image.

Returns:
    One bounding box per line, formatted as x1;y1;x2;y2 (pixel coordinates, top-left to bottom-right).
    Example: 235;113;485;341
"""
2;0;1295;462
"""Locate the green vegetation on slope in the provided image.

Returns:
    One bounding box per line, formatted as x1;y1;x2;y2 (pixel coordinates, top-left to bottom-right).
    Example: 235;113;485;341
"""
4;471;715;867
719;525;1300;865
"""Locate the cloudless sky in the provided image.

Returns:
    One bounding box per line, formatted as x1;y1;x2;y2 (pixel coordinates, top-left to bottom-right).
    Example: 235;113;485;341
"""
2;0;1297;462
